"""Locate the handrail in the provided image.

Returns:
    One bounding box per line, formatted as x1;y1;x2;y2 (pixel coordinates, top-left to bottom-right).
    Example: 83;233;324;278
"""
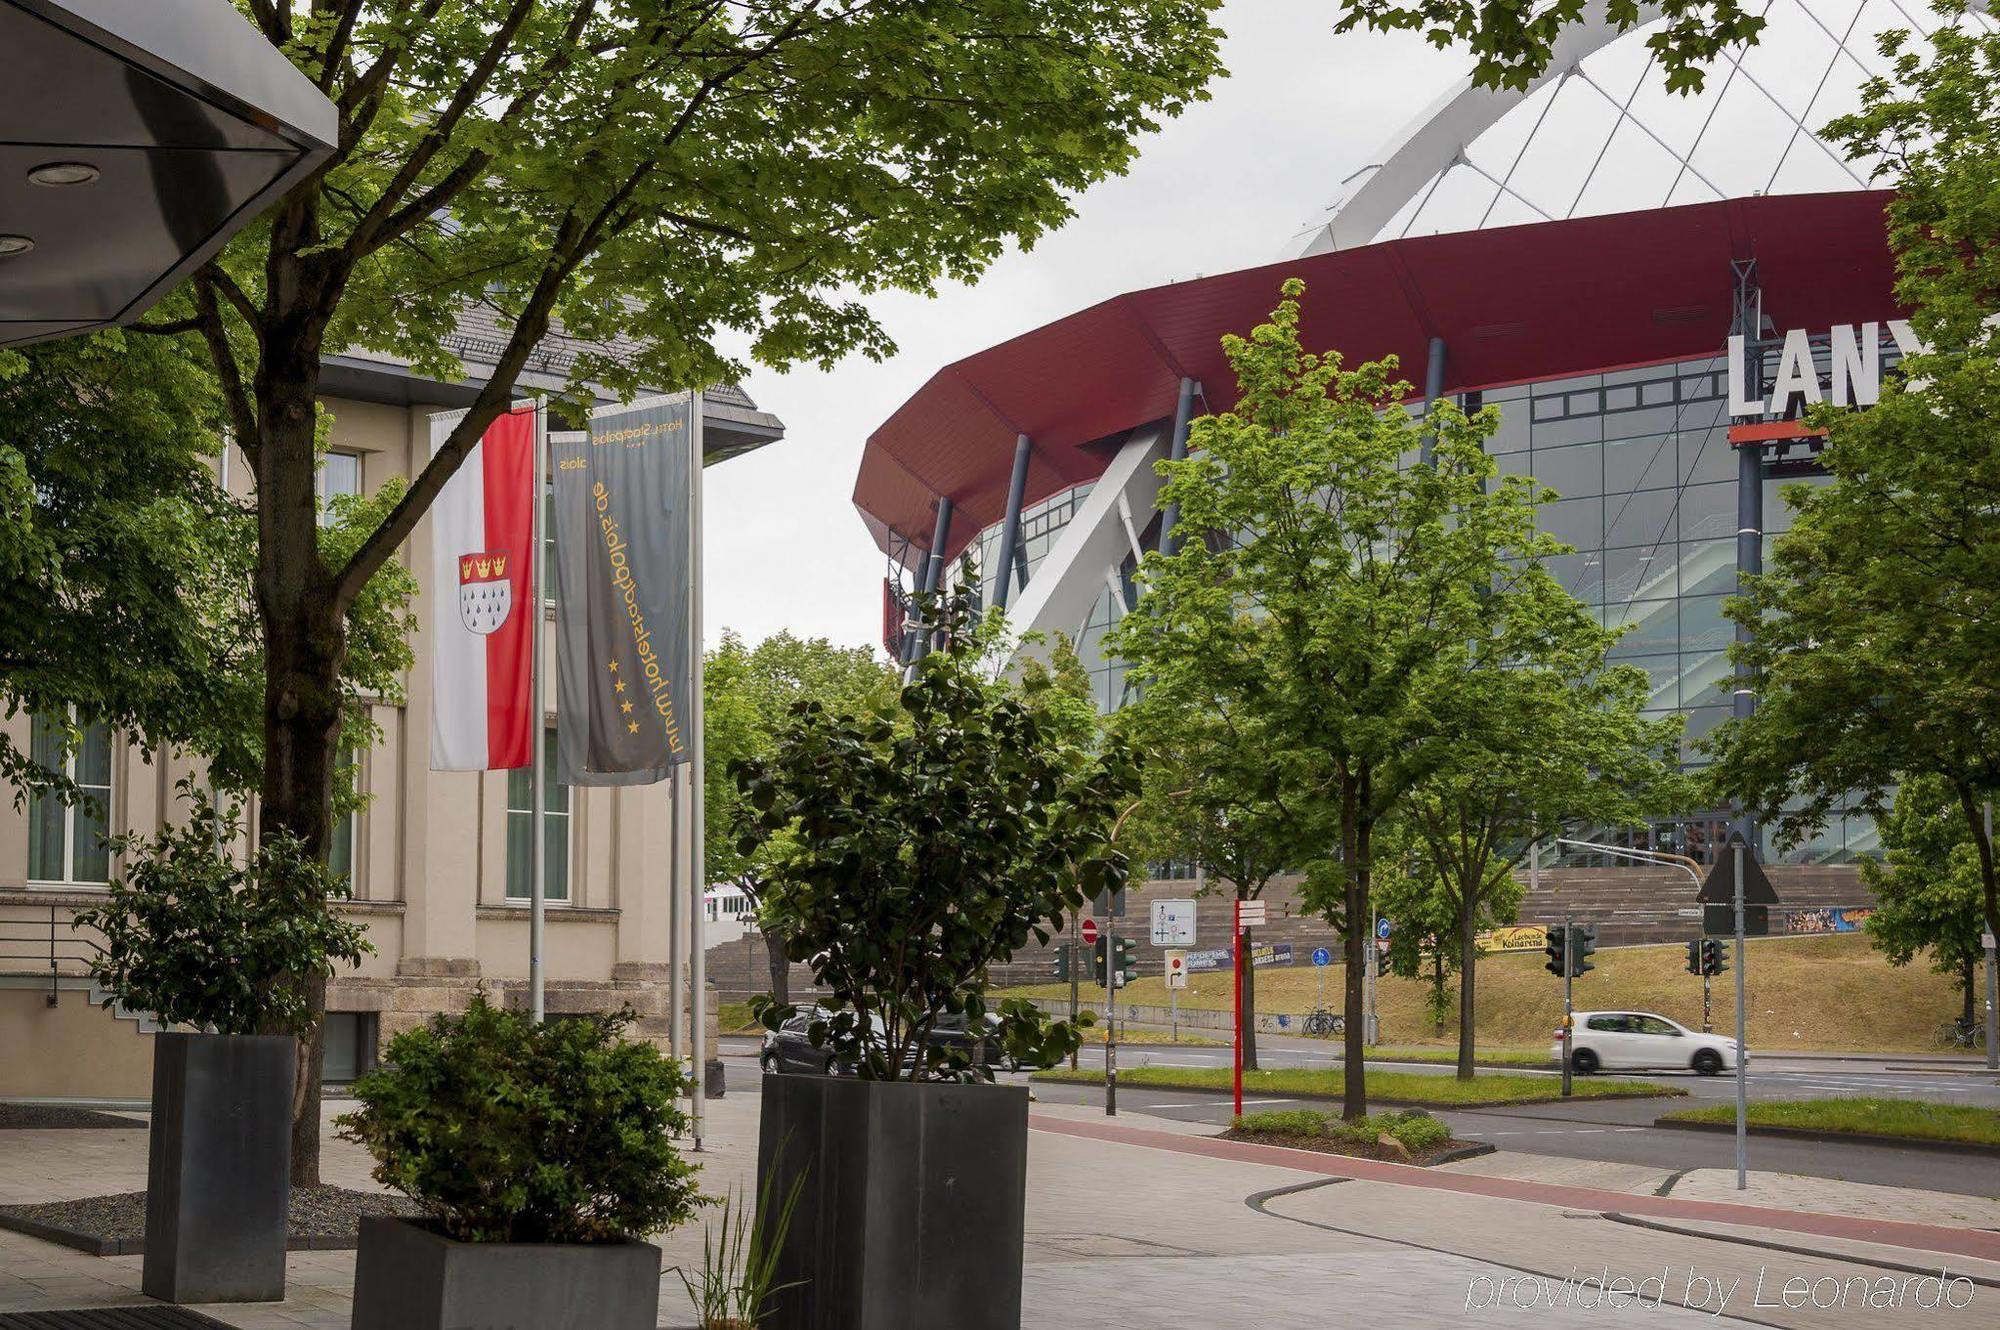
0;904;103;1007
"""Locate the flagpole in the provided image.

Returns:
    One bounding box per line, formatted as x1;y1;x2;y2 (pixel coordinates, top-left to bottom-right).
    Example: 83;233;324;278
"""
689;388;708;1152
529;400;548;1024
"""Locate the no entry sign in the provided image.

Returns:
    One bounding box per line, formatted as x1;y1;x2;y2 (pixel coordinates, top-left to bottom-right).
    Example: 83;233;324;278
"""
1080;918;1100;946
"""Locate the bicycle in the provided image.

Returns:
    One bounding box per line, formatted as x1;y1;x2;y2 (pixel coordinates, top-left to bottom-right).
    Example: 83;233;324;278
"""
1301;1007;1345;1037
1937;1018;1986;1050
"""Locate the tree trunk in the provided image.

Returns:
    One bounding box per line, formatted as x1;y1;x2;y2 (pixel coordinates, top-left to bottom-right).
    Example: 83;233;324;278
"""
254;319;348;1187
1456;895;1478;1081
1964;954;1978;1030
763;927;791;1007
1431;948;1446;1037
1240;920;1259;1071
1340;779;1369;1121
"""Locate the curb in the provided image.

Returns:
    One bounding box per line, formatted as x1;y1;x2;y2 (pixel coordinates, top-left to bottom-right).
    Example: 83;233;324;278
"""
1031;1073;1683;1110
1652;1116;2000;1158
0;1210;370;1257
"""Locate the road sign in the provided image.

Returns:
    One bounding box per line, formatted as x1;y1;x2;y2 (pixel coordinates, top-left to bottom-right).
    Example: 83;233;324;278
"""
1376;937;1390;955
1704;904;1769;937
1080;918;1100;946
1164;949;1188;989
1235;899;1267;930
1311;947;1331;967
1151;898;1197;947
1092;887;1127;918
1376;918;1392;939
1698;832;1779;905
1985;932;1996;950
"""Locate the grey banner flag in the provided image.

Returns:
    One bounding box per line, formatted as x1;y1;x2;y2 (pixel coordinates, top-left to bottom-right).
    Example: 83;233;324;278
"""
553;393;697;785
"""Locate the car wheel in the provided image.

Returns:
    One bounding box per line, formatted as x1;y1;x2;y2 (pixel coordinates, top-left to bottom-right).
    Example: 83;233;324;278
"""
1570;1047;1600;1075
1692;1049;1724;1076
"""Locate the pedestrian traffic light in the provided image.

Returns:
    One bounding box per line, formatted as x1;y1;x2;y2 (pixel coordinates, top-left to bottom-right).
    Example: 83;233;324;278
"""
1684;940;1702;976
1570;924;1598;977
1700;938;1730;977
1112;937;1139;988
1543;926;1569;977
1090;936;1109;985
1054;943;1072;983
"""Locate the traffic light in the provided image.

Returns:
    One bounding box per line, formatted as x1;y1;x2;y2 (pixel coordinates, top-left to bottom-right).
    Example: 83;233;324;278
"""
1090;936;1109;985
1112;937;1139;989
1700;938;1730;977
1543;926;1569;977
1570;924;1598;977
1054;943;1072;983
1684;940;1702;976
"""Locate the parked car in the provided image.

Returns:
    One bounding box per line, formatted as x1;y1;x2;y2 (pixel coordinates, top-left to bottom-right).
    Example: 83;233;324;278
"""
1553;1011;1743;1076
759;1008;1016;1074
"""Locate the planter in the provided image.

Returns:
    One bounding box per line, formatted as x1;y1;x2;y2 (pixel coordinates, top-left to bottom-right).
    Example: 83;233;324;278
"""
142;1031;295;1303
349;1215;662;1330
757;1073;1028;1330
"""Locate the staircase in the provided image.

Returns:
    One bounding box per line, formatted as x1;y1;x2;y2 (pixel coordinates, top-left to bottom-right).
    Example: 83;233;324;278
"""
1518;865;1877;946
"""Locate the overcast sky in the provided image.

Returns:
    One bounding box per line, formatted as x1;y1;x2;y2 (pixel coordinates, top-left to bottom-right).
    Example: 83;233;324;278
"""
702;7;1451;658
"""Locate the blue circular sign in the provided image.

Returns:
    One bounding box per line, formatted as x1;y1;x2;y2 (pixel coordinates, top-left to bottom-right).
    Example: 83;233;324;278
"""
1376;918;1393;939
1311;947;1332;967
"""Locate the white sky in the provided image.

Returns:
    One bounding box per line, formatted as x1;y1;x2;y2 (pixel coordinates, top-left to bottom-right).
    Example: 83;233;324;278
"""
703;6;1444;657
700;0;1914;658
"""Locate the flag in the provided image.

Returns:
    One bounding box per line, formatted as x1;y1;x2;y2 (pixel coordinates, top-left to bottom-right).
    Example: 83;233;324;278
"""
553;393;696;783
430;403;539;771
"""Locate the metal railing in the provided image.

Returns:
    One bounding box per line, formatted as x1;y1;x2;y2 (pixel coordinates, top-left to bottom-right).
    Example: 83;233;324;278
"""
0;904;102;1007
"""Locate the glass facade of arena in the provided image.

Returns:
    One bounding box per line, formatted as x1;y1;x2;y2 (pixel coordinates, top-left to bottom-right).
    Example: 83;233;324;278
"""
962;352;1873;865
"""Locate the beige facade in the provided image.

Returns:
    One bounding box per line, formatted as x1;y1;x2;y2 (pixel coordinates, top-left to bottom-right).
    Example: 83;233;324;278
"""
0;359;779;1100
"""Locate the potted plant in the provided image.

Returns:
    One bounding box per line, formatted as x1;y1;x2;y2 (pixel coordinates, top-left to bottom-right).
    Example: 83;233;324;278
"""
734;571;1137;1330
74;785;372;1304
338;995;703;1330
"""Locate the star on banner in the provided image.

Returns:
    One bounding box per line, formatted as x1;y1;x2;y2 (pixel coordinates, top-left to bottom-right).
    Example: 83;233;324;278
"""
607;660;619;673
614;679;626;694
627;721;640;734
620;700;633;714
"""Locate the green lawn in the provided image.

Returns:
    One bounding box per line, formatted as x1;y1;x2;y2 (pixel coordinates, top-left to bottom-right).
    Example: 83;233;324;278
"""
1358;1046;1553;1069
1032;1064;1681;1107
1662;1097;2000;1148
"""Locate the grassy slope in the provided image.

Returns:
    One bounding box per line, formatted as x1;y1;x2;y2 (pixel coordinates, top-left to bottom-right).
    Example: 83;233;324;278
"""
1663;1097;2000;1147
1000;933;1967;1054
1033;1064;1681;1106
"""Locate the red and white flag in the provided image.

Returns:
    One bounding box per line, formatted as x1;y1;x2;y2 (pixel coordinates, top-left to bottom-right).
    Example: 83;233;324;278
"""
430;404;539;771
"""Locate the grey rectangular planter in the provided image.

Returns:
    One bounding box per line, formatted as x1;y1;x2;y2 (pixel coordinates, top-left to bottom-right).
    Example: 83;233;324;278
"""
757;1073;1028;1330
349;1215;662;1330
142;1031;295;1304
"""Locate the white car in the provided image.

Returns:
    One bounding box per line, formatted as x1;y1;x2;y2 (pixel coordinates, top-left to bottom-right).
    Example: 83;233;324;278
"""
1554;1011;1743;1076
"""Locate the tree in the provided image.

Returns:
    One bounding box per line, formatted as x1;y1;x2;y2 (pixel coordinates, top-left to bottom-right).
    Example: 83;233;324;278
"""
733;577;1138;1080
1113;280;1575;1119
704;629;899;1003
1711;10;2000;971
1391;649;1681;1078
1332;1;1763;91
1862;775;1991;1031
132;1;1222;1181
1117;679;1304;1070
1370;833;1463;1038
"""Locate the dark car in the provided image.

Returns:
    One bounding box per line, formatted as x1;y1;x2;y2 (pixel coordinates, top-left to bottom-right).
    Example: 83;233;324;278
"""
759;1009;1018;1075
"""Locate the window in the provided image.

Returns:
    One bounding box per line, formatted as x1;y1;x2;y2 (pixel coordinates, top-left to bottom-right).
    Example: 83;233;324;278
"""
322;1012;380;1084
27;714;111;884
317;451;361;525
506;729;569;902
329;748;358;888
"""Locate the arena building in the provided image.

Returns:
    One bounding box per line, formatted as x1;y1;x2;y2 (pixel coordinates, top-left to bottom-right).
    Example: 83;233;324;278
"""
855;4;1956;911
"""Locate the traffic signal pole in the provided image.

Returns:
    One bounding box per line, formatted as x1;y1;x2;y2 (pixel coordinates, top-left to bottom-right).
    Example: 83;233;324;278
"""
1734;839;1748;1190
1561;915;1573;1099
1232;902;1245;1119
1104;921;1118;1117
1068;909;1080;1072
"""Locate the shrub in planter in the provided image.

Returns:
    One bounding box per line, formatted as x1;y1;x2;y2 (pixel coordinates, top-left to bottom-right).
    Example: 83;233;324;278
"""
71;785;372;1304
733;573;1139;1328
337;997;701;1330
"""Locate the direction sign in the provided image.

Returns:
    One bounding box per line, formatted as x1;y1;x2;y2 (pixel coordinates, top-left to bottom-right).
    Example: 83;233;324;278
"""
1151;898;1197;947
1235;899;1267;930
1375;918;1392;939
1164;949;1188;989
1311;947;1332;967
1698;832;1779;905
1376;937;1390;955
1079;918;1100;946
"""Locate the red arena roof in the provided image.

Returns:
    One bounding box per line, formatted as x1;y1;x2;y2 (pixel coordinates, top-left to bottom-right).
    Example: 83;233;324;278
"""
855;190;1903;562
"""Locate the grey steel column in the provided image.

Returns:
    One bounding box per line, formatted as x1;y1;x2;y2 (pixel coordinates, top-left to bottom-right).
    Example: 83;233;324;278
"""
1733;264;1762;849
909;496;954;668
1158;377;1198;556
993;435;1032;611
1420;336;1448;465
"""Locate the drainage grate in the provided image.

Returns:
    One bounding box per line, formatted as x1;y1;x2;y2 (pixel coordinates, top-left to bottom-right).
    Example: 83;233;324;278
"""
0;1310;235;1329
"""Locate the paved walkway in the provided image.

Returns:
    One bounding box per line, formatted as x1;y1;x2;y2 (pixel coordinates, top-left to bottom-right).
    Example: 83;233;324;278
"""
3;1086;1998;1328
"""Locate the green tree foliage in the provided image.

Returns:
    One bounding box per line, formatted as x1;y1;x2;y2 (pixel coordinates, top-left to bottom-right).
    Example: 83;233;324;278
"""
1333;1;1764;92
1392;623;1682;1078
1113;280;1578;1118
339;995;700;1243
1861;775;1991;1030
1713;9;2000;953
733;575;1138;1081
74;784;373;1036
1370;834;1464;1037
704;629;899;1001
133;0;1221;1181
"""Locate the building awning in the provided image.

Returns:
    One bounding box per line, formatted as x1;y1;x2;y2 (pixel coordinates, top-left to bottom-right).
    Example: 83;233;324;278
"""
0;0;336;346
855;190;1904;563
